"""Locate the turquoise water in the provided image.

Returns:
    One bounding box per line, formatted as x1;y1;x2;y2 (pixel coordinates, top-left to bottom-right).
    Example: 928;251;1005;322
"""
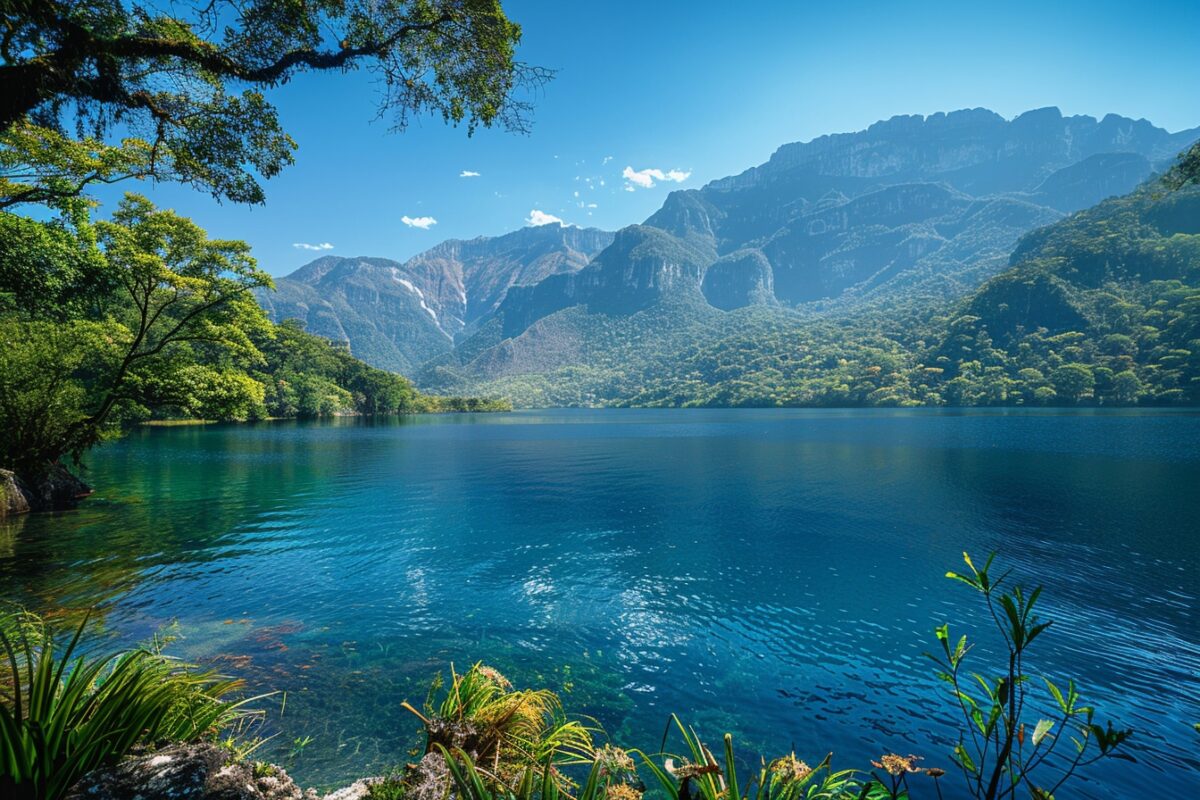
1;409;1197;797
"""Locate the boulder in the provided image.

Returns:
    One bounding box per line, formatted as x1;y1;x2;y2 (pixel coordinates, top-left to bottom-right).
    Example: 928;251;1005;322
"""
34;462;93;510
67;743;315;800
0;469;30;517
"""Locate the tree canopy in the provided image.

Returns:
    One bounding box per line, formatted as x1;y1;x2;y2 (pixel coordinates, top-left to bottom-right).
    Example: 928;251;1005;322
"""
0;0;546;207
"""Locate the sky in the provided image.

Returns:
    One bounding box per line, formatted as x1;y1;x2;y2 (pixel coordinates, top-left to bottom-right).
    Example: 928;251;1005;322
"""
90;0;1200;276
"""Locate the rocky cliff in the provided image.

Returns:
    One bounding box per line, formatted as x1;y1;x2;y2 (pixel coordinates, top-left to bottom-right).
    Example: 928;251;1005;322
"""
257;226;614;373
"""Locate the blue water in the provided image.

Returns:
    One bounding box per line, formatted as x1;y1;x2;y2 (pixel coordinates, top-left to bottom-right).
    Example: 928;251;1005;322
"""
1;409;1197;797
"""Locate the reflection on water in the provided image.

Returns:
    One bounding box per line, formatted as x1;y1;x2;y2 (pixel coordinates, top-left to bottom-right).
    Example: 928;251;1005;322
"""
1;409;1197;796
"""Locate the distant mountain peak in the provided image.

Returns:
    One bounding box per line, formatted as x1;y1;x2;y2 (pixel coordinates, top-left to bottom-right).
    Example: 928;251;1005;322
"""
708;107;1197;194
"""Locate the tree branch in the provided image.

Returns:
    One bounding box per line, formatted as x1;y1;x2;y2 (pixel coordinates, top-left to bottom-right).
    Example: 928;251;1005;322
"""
0;13;455;131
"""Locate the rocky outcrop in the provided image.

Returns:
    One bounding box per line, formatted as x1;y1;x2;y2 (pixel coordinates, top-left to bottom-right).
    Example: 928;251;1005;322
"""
66;743;315;800
701;249;777;310
1029;152;1153;213
1;469;30;517
1;463;91;516
258;227;614;373
66;744;452;800
495;225;716;337
32;463;92;511
710;107;1198;193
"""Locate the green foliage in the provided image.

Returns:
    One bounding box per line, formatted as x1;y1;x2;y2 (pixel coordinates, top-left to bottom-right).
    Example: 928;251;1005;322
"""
931;553;1132;799
403;663;594;785
0;609;260;800
0;318;126;476
0;200;504;486
366;772;409;800
635;719;866;800
255;319;423;417
0;194;273;477
0;208;108;318
0;1;543;209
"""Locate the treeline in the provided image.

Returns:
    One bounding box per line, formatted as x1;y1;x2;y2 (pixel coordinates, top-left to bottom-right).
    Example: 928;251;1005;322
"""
256;320;508;417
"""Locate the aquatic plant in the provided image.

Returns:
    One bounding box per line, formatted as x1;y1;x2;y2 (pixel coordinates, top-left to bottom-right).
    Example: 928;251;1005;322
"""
403;662;595;787
0;609;264;800
930;552;1133;799
634;717;868;800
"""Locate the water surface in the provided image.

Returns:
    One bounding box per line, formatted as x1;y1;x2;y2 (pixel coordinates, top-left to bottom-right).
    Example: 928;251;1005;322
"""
1;409;1197;797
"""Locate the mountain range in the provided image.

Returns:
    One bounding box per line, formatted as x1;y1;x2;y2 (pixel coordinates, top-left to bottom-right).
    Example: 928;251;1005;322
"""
258;106;1200;405
257;224;614;373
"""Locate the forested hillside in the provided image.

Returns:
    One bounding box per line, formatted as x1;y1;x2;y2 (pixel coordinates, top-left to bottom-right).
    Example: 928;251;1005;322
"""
405;108;1199;404
422;144;1200;408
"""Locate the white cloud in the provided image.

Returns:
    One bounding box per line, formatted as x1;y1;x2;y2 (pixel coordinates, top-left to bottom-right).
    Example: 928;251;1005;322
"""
586;203;598;209
526;209;567;227
602;155;613;165
622;166;692;190
293;242;334;251
459;170;481;178
401;215;438;230
623;185;635;192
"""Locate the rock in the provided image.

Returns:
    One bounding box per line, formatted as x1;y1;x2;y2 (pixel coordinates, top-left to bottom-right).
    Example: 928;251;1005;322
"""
401;752;450;800
320;778;382;800
0;469;30;518
701;249;778;311
67;742;314;800
13;462;93;512
318;748;448;800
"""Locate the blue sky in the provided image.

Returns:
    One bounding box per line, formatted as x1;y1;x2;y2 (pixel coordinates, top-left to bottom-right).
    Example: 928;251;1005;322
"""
93;0;1200;276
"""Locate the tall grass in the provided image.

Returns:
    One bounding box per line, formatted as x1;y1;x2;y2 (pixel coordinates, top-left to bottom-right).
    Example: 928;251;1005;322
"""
0;610;263;800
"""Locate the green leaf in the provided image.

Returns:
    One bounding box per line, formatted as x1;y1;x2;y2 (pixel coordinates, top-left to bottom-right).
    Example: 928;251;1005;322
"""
1032;719;1054;746
952;742;978;775
1044;678;1067;713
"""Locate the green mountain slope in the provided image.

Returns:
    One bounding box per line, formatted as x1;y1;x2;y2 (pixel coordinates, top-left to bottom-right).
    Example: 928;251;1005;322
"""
426;154;1200;408
420;109;1198;405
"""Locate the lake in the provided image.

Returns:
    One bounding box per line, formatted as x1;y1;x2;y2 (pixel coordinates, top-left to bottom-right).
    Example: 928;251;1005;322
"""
1;409;1197;797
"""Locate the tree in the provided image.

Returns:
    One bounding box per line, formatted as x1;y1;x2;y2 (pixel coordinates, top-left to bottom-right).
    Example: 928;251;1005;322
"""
1049;363;1095;404
1111;370;1143;404
0;318;123;478
0;205;109;317
0;0;547;207
0;194;273;479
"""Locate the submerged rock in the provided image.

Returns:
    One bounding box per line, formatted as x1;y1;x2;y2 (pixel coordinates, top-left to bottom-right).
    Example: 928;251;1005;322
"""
67;743;315;800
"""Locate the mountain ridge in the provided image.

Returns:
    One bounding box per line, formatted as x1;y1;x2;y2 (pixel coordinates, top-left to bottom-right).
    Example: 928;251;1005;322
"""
257;224;615;372
254;106;1199;404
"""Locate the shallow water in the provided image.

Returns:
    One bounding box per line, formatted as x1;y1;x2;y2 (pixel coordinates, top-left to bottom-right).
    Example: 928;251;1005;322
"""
2;408;1197;797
